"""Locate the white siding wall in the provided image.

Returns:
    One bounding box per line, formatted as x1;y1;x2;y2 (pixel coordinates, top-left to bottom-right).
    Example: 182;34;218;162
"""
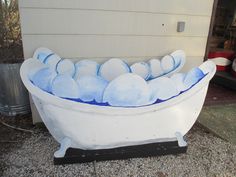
18;0;214;123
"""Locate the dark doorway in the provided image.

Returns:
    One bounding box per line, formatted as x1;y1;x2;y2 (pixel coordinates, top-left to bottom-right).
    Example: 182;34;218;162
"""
205;0;236;105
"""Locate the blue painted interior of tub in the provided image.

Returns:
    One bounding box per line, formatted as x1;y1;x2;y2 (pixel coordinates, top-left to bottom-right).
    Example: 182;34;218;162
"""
31;50;202;108
30;73;207;108
30;60;207;107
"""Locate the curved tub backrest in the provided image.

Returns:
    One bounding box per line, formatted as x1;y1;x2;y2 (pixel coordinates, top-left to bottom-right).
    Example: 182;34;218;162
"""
20;58;216;116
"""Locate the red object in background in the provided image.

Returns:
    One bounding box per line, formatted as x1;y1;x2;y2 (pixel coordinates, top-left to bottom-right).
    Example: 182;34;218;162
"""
208;51;235;60
216;65;231;71
208;51;235;71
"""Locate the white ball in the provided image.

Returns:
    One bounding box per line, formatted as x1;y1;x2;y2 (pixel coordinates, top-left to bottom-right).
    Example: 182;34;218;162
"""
170;50;186;68
74;60;99;80
51;74;79;99
77;76;108;103
103;73;151;106
148;59;164;79
170;73;187;92
130;62;150;80
98;58;130;81
56;59;75;77
44;54;61;71
32;67;57;93
148;77;179;101
33;47;53;62
161;55;175;74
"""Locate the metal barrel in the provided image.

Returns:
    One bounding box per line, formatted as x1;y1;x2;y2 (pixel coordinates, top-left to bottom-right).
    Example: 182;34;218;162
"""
0;62;30;116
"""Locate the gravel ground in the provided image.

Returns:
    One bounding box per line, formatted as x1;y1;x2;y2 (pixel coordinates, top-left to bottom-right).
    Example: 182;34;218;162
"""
0;115;236;177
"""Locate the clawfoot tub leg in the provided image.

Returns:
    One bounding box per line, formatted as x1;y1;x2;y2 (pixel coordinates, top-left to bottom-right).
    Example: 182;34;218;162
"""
54;137;71;158
175;132;187;147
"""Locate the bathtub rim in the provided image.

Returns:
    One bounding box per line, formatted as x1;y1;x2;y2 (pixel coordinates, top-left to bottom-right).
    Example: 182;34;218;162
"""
20;58;216;116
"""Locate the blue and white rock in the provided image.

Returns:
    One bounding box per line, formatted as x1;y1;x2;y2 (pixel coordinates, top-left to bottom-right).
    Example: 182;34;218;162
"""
170;50;186;68
98;58;130;81
130;62;150;80
33;47;53;63
77;76;108;103
170;73;187;92
28;64;48;81
148;59;164;79
161;55;175;74
51;74;79;99
31;67;57;93
103;73;151;107
37;53;50;63
44;54;61;71
148;77;179;102
74;60;100;80
183;67;205;89
56;59;75;77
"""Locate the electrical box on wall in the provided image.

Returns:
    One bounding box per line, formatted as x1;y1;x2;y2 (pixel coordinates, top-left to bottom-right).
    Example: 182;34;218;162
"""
177;21;185;32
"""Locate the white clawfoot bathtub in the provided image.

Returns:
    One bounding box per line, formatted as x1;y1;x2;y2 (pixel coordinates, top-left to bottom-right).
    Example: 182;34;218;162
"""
20;58;216;157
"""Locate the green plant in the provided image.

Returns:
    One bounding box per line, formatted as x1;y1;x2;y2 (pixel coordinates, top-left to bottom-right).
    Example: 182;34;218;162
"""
0;0;23;62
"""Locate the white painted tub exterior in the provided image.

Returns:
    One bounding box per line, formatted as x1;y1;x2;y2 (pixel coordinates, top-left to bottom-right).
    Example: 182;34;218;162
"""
20;58;216;154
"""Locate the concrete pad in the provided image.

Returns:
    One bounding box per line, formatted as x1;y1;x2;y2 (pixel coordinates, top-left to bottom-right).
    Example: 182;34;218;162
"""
198;104;236;144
